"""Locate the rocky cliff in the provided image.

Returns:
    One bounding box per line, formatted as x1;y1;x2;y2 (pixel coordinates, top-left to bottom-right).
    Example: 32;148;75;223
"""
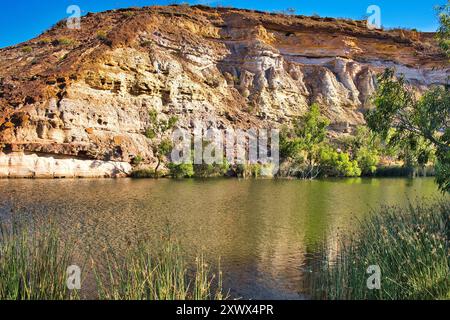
0;5;448;177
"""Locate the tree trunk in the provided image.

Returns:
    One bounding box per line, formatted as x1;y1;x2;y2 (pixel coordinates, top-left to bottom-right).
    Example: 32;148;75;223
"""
155;158;161;178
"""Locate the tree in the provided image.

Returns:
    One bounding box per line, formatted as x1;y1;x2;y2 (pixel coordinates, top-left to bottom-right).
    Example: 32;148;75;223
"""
366;69;450;192
319;145;362;177
436;1;450;58
395;135;435;176
356;147;379;175
339;126;381;175
279;126;302;160
280;103;330;178
294;103;330;178
145;109;178;177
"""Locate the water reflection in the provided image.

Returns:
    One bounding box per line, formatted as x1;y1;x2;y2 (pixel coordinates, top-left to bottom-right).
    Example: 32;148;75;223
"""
0;177;445;299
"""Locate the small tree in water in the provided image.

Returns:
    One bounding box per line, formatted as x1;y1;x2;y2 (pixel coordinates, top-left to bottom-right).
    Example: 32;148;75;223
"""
145;109;178;177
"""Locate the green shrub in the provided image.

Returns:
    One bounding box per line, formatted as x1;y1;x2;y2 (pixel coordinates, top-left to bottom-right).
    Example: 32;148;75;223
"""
246;163;263;178
21;46;32;53
356;147;380;175
96;31;112;46
338;126;381;176
319;147;362;177
132;155;143;166
123;11;135;17
232;163;266;178
193;161;229;178
39;38;51;45
96;31;108;40
168;163;194;179
56;37;75;46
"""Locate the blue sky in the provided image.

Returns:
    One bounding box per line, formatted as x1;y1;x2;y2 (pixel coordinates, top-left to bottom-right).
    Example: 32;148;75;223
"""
0;0;446;48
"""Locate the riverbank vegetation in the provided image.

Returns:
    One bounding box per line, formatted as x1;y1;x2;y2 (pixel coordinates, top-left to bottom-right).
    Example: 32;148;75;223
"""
309;200;450;300
0;221;75;300
94;241;227;300
0;219;226;300
280;104;365;179
133;76;446;183
145;109;178;177
131;1;447;188
278;99;440;180
366;68;449;192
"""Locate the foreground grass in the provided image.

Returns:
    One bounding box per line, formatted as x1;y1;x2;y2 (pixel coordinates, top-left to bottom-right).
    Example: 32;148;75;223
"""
310;200;450;300
93;241;227;300
0;219;226;300
0;221;74;300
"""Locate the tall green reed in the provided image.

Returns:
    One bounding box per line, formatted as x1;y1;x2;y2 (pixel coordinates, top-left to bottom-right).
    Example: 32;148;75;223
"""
93;240;228;300
0;220;76;300
309;200;449;300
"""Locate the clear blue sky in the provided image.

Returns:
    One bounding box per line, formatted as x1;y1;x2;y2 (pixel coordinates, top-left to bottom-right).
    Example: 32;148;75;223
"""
0;0;446;48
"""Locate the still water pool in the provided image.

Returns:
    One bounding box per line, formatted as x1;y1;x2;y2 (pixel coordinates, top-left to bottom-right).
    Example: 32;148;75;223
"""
0;177;445;299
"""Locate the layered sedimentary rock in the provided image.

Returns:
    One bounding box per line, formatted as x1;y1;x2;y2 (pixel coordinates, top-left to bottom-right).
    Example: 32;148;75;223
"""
0;5;448;177
0;152;131;178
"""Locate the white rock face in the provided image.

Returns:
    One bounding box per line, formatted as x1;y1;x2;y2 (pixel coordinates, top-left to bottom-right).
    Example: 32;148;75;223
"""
0;153;131;178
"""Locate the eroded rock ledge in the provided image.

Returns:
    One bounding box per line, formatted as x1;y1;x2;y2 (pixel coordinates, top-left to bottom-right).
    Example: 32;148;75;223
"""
0;152;131;178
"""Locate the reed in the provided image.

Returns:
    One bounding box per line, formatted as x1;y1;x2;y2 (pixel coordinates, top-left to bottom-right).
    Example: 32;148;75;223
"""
310;200;450;300
93;241;227;300
0;220;76;300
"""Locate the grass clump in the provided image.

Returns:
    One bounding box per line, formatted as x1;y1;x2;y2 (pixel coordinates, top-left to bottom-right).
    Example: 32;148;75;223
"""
0;220;76;300
96;31;112;46
96;31;108;41
39;38;51;45
21;46;32;53
93;241;227;300
0;218;228;300
310;200;450;300
123;11;135;17
55;37;75;46
131;155;143;166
